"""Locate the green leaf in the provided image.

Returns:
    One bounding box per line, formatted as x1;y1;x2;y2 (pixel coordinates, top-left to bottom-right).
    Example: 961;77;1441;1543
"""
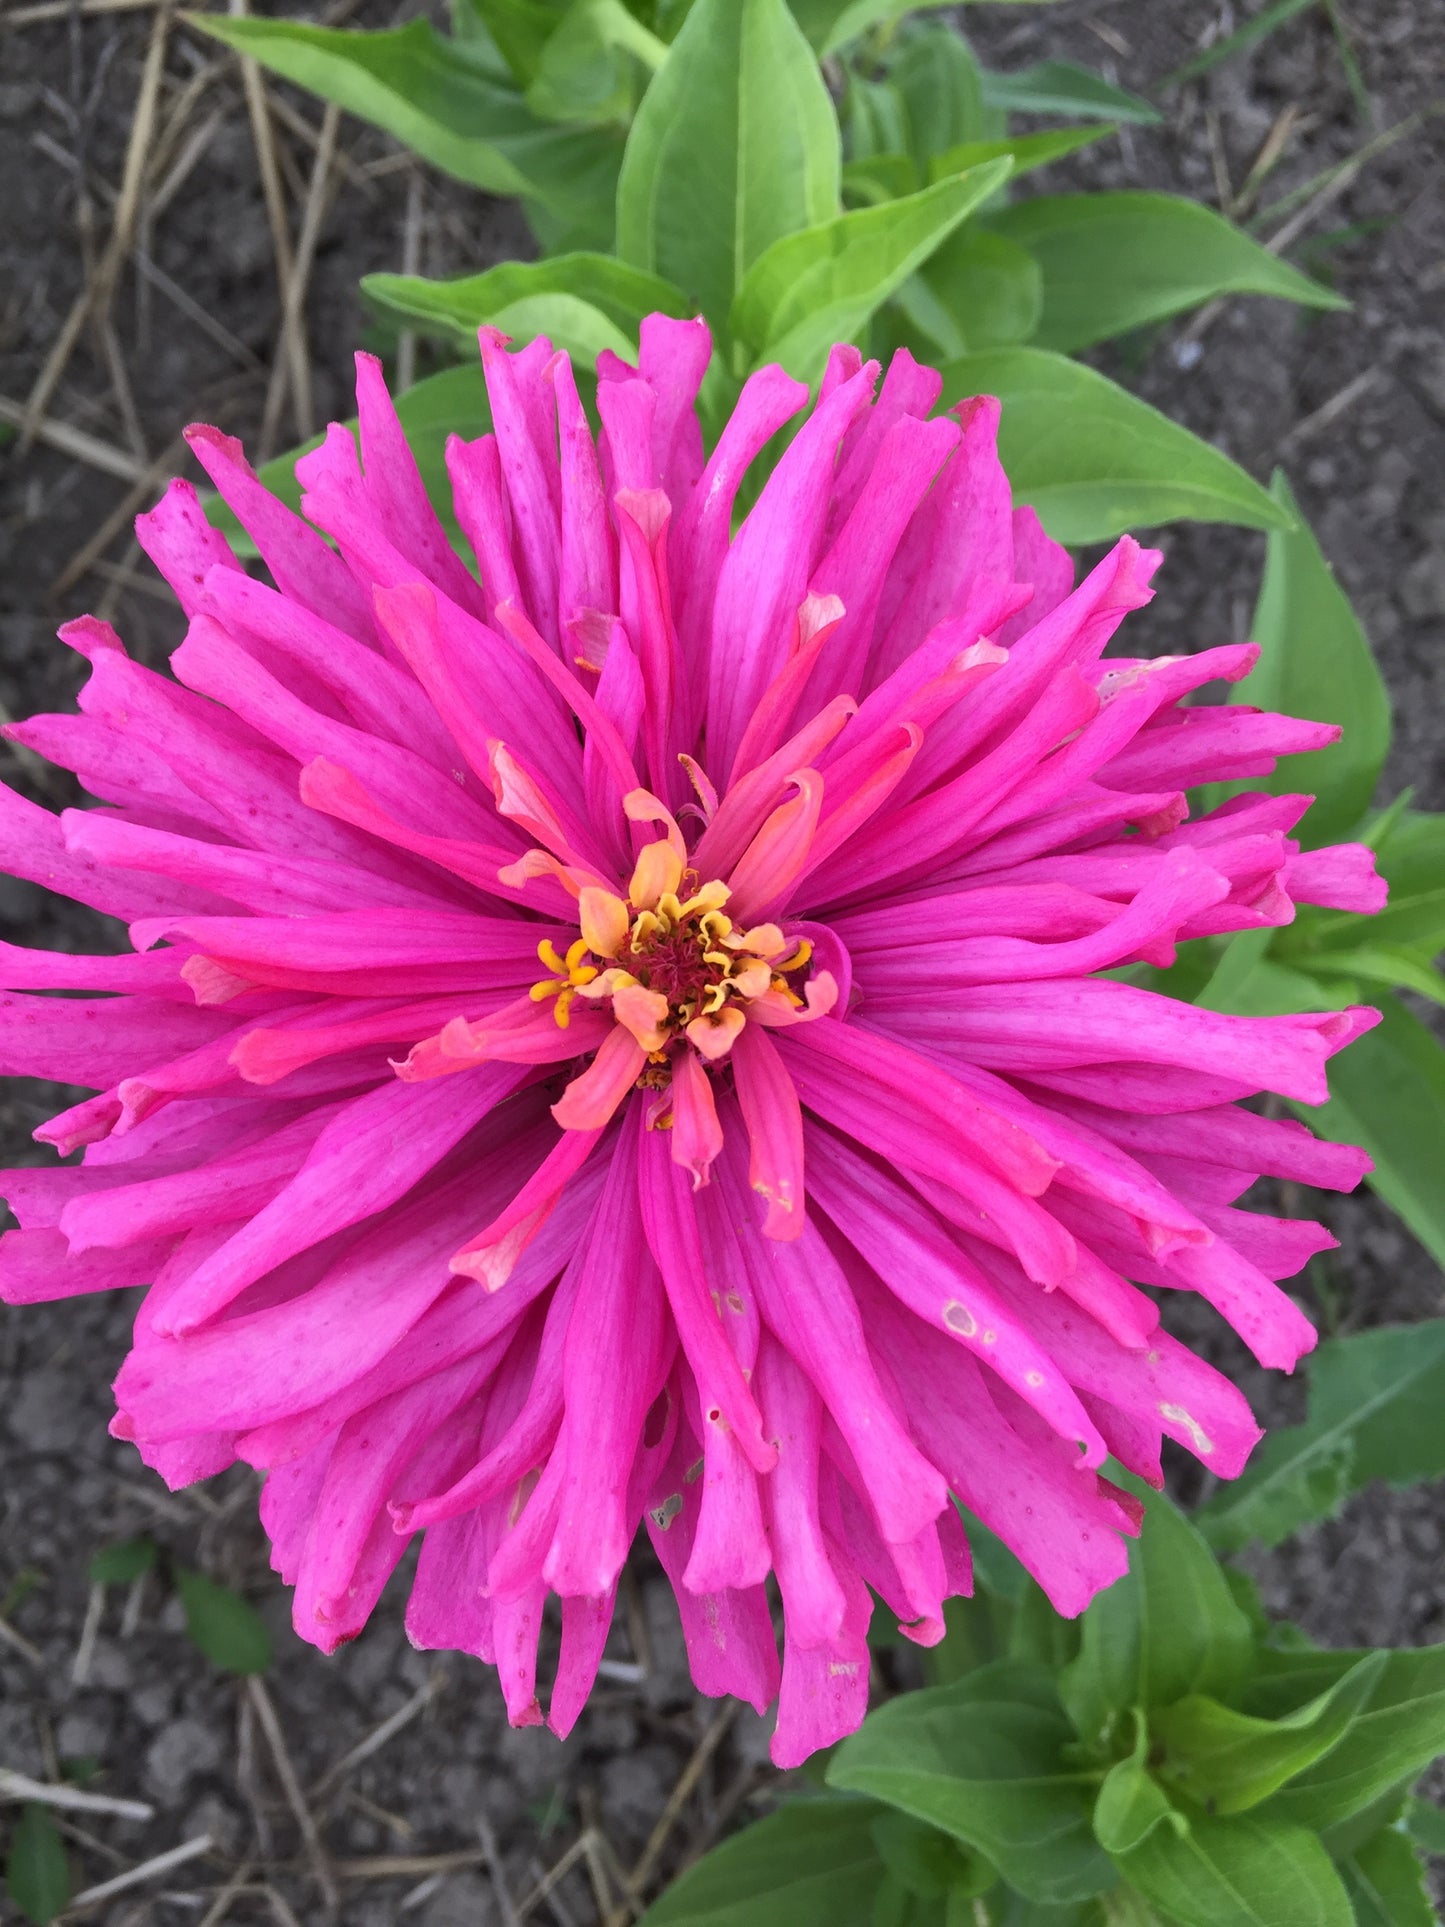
189;15;622;247
1093;1718;1185;1856
1152;1655;1388;1815
1197;1321;1445;1554
526;0;666;125
933;348;1292;543
1009;1579;1085;1672
469;0;567;84
1224;470;1390;846
1255;1646;1445;1834
928;126;1112;186
5;1808;69;1927
207;362;493;559
363;253;687;355
894;226;1042;358
1305;889;1445;962
174;1566;272;1675
637;1797;884;1925
616;0;840;337
828;1661;1114;1905
364;261;681;372
732;159;1012;379
1371;808;1445;906
1114;1813;1354;1927
980;60;1161;125
988;193;1347;355
1307;943;1445;1006
1404;1795;1445;1854
1060;1489;1253;1749
870;1811;994;1900
843;154;921;206
1341;1825;1437;1927
88;1534;158;1586
1161;0;1317;88
887;24;996;174
790;0;958;56
1307;995;1445;1275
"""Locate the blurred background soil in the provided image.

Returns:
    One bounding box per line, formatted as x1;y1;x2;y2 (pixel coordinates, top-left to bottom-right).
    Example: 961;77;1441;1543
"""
0;0;1443;1919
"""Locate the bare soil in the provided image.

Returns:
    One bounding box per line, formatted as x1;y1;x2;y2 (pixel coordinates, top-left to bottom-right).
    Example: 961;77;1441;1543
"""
1;1;1443;1920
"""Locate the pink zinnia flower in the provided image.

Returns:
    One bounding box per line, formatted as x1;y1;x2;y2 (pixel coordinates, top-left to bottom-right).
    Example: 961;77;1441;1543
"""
0;318;1383;1764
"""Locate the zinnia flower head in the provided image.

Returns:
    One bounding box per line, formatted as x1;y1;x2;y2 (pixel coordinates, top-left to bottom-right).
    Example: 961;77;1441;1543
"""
0;316;1384;1765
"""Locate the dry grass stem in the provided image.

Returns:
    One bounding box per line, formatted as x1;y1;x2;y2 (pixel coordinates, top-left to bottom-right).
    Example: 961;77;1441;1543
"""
246;1675;339;1916
0;1615;46;1669
0;394;147;483
90;555;177;603
1;0;159;25
148;105;228;224
133;247;264;370
194;1859;256;1927
337;1850;487;1879
260;100;339;453
231;0;307;442
1280;366;1382;449
263;1883;306;1927
48;434;187;599
265;89;373;193
63;1833;215;1913
311;1674;439;1801
96;537;147;623
627;1702;738;1899
517;1836;591;1922
479;1810;523;1927
71;1581;106;1687
20;1;173;446
0;1769;153;1823
99;318;148;460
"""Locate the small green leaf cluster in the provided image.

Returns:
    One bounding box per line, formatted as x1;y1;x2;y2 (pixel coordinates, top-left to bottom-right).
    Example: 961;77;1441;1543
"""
641;1491;1445;1927
5;1808;69;1927
197;0;1348;549
87;1533;273;1675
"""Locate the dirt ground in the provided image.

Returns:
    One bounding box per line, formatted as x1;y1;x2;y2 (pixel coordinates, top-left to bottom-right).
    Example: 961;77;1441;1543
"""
1;0;1443;1920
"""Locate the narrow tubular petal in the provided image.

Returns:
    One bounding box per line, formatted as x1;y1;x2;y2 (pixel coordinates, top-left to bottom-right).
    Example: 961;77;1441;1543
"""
637;1127;775;1475
729;1023;806;1242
